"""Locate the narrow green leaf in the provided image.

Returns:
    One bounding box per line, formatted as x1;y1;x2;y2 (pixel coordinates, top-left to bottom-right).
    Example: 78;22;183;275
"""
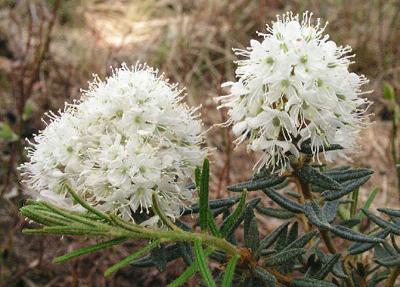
23;225;109;236
377;207;400;218
367;270;390;287
348;229;390;255
300;141;343;155
167;248;213;287
284;230;318;250
323;168;373;182
105;240;160;277
363;209;400;235
322;176;371;201
322;200;339;223
194;240;216;287
274;226;288;252
292;277;337;287
303;201;330;230
221;254;240;287
220;191;247;236
296;165;342;190
244;208;259;252
151;244;167;272
314;253;341;280
375;255;400;267
20;207;72;226
357;188;379;220
256;206;295;219
131;243;188;268
265;248;305;266
330;225;383;243
54;237;127;263
350;187;359;218
263;189;304;213
256;223;289;257
182;196;240;215
177;242;194;266
207;210;220;237
199;159;210;232
253;267;276;286
227;174;285;192
195;167;201;187
286;222;299;245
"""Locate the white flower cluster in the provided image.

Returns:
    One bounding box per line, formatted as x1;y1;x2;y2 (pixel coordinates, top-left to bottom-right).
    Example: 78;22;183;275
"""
217;11;371;173
20;63;206;224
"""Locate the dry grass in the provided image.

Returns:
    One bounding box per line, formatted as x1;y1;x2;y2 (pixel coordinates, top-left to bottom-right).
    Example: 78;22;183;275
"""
1;0;400;286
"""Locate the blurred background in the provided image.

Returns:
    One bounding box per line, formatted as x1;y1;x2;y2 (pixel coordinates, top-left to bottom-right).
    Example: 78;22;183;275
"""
1;0;400;286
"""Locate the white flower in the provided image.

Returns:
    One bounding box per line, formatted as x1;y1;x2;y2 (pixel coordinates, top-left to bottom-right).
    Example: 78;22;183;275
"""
20;63;206;225
217;11;371;173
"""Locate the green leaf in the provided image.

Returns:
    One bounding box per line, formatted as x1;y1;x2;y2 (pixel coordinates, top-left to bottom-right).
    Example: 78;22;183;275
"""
54;237;127;263
105;240;161;277
286;222;299;245
256;223;289;257
284;230;318;250
322;176;371;201
253;267;276;286
383;82;396;101
256;206;295;219
207;210;220;237
177;242;194;266
375;254;400;267
363;209;400;235
263;189;304;213
244;208;259;252
195;167;201;187
292;278;337;287
167;247;213;287
132;244;186;269
377;207;400;218
367;270;390;287
182;196;240;215
275;224;289;252
151;244;167;272
296;165;342;190
338;218;361;228
194;240;216;287
199;159;210;232
220;191;247;236
227;174;285;192
0;122;18;142
221;254;240;287
348;229;390;255
329;225;382;243
265;248;306;266
304;201;330;230
322;200;339;223
323;168;373;183
300;141;343;155
314;253;341;280
356;187;379;220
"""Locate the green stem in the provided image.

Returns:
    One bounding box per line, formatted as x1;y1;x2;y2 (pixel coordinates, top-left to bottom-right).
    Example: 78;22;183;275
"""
111;214;239;256
64;184;111;222
385;266;400;287
152;193;180;231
